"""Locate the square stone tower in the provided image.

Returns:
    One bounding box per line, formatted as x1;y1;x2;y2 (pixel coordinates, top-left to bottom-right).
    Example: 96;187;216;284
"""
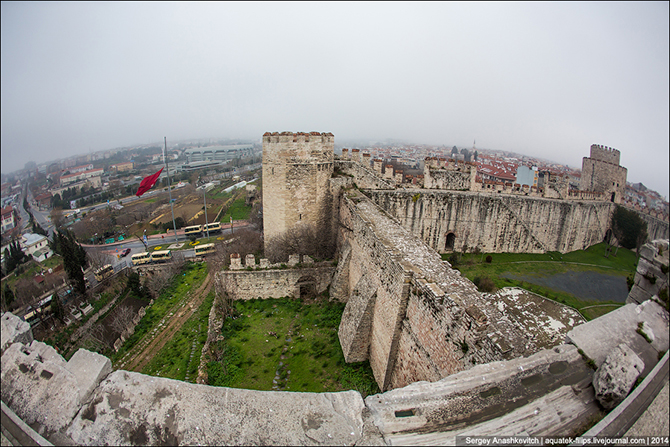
580;144;627;204
262;131;335;251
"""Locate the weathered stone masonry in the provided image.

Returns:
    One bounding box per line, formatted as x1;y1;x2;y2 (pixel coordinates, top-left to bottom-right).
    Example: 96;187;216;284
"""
217;264;335;301
262;132;335;251
333;191;584;391
366;189;615;254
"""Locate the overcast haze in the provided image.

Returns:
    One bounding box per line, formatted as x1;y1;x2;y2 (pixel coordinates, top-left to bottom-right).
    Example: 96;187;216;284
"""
2;2;668;197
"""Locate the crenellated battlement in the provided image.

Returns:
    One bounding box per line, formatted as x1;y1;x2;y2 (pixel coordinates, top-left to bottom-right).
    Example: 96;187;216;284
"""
589;143;621;165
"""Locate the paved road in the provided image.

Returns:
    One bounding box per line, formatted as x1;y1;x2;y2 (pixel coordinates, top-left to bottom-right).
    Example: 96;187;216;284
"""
82;222;247;273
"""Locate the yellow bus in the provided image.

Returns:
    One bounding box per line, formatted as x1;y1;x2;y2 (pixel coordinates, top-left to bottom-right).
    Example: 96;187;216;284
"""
184;225;203;237
194;243;216;256
94;264;114;282
151;250;172;263
203;222;222;234
24;309;41;326
131;252;151;266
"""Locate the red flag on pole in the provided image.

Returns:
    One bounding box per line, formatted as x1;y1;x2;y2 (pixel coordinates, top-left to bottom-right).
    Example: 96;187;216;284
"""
136;168;164;197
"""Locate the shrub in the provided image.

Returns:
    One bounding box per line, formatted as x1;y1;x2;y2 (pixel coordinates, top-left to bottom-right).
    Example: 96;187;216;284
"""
448;253;460;266
485;255;492;263
474;276;496;293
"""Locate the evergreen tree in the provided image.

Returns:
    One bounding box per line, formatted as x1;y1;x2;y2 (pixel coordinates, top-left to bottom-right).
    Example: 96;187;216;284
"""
5;240;26;273
1;283;15;310
51;294;65;322
611;206;648;251
53;229;88;295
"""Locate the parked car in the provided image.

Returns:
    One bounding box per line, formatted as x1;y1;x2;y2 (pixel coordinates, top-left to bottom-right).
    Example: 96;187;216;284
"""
120;248;131;257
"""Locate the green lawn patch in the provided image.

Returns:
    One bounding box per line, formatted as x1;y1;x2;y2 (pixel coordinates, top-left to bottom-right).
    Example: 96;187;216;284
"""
207;297;379;397
220;198;252;222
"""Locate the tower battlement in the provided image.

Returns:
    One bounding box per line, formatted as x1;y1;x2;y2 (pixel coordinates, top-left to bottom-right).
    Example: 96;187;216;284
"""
589;144;620;165
262;132;334;163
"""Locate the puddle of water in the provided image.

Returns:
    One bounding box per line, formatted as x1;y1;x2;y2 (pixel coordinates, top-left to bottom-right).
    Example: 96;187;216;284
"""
500;271;629;302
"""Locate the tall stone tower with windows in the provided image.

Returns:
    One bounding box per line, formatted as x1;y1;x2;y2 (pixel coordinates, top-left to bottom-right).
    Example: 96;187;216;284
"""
262;131;335;253
580;144;627;204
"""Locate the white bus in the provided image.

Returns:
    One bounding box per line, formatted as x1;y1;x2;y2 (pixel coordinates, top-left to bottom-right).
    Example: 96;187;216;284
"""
194;243;216;256
151;250;172;263
203;222;222;234
184;225;203;237
131;252;151;266
94;264;114;282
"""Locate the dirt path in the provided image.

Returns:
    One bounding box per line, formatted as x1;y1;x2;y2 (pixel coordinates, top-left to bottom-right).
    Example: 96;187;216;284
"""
117;272;214;372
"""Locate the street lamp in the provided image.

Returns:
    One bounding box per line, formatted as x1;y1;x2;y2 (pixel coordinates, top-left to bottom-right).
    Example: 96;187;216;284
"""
203;186;210;239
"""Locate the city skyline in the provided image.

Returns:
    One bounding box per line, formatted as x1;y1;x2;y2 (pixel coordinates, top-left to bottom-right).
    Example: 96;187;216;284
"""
2;2;668;197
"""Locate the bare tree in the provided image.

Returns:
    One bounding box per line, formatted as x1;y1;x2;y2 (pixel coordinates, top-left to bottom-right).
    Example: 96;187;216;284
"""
213;274;235;320
80;324;107;352
264;225;334;263
14;277;42;309
50;208;64;229
145;271;167;298
88;250;114;271
110;305;136;337
208;229;263;269
167;251;185;276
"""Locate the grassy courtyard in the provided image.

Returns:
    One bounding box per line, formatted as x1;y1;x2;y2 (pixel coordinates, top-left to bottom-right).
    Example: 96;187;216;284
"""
207;296;379;397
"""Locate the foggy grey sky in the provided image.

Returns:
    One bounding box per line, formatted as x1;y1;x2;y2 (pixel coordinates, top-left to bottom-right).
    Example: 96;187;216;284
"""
2;2;668;197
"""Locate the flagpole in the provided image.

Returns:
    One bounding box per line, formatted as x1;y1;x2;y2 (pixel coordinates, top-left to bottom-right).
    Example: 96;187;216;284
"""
163;137;178;243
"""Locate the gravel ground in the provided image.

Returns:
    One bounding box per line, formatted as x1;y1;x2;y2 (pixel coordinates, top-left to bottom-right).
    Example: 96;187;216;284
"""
500;270;629;302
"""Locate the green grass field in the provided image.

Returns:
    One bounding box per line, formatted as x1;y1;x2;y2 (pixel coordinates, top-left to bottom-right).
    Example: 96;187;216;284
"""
207;297;379;397
445;243;638;320
220;198;252;222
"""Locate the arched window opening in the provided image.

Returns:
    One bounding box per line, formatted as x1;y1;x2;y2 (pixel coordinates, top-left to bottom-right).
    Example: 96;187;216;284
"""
445;232;456;252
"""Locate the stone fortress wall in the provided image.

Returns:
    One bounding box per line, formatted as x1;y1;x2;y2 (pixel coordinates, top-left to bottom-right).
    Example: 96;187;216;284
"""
337;141;667;253
332;190;586;391
262;132;335;250
365;189;615;254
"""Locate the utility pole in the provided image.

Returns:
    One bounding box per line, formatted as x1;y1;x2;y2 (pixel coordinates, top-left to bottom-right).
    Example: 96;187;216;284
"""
163;137;178;243
203;186;210;238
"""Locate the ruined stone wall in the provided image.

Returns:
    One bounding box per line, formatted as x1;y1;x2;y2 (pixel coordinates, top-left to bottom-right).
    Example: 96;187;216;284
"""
334;193;548;391
365;189;615;254
262;132;334;250
217;265;335;300
336;194;414;389
626;239;669;305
